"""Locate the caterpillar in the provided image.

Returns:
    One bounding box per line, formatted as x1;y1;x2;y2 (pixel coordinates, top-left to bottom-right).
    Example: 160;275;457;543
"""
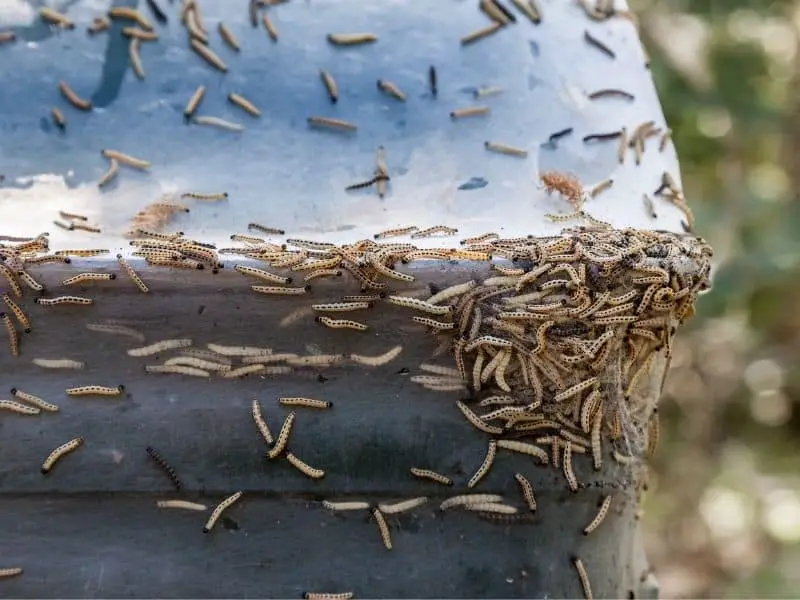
203;491;243;533
11;388;59;412
41;437;84;473
3;294;30;333
146;446;182;490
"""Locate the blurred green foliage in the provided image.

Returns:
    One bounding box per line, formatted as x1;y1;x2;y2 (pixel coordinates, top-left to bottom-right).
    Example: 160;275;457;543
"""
634;0;800;596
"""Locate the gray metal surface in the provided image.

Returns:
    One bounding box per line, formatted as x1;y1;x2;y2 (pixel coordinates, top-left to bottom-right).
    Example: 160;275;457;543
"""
1;264;648;598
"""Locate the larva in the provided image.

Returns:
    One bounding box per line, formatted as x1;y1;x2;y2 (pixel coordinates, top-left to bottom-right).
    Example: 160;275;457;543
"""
22;254;70;266
116;255;149;293
218;23;240;51
319;69;338;103
374;226;416;240
102;149;150;170
460;22;502;46
304;592;354;600
129;38;145;79
163;357;229;372
480;0;512;24
377;79;406;101
457;401;503;435
71;222;101;234
11;388;58;412
573;557;593;600
386;295;452;315
372;508;392;550
85;323;145;342
510;0;540;22
439;494;505;511
410;467;453;486
305;269;342;281
468;440;497;489
228;93;261;117
41;437;84;473
203;491;243;533
184;85;206;118
185;6;207;41
220;364;266;378
59;80;92;110
307;116;357;132
156;500;207;511
267;411;296;459
0;265;23;297
580;391;601;433
279;397;332;409
262;13;278;40
378;497;427;515
190;38;228;72
234;264;291;285
316;316;368;331
33;296;92;307
51;107;66;130
514;473;537;511
554;377;598;403
40;6;75;28
109;6;153;30
286;452;326;479
368;259;415;283
584;29;614;59
66;385;124;397
484;141;527;157
411;316;454;330
427;280;476;305
464;502;518;515
617;126;628;164
61;273;116;287
409;225;458;239
350;345;403;366
322;500;370;512
312;302;371;313
590;178;613;198
477;395;516;407
206;344;271;357
58;210;87;222
128;339;192;357
0;567;23;578
327;32;378;46
242;353;299;365
248;223;285;236
583;495;612;535
0;400;39;415
496;440;549;464
285;238;336;251
450;106;490;119
252;398;274;444
3;294;30;333
474;85;504;98
251;284;310;296
123;27;159;41
54;249;109;258
146;446;183;490
143;363;209;377
563;441;578;492
32;358;84;370
464;335;512;353
419;364;461;378
230;233;267;245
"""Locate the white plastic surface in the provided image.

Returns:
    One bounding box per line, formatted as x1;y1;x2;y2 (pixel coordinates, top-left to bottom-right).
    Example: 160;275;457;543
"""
0;0;683;253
